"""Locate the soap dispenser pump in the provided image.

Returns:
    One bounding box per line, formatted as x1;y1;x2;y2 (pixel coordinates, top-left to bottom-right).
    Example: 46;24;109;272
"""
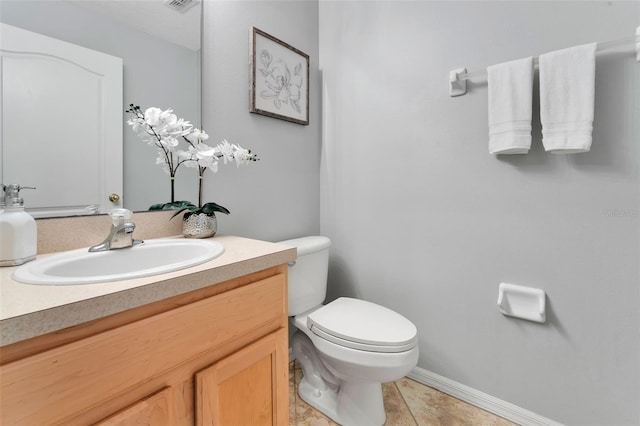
0;184;37;267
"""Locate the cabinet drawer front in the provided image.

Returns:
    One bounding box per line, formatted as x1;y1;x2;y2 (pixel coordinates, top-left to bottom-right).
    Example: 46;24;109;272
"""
0;273;286;425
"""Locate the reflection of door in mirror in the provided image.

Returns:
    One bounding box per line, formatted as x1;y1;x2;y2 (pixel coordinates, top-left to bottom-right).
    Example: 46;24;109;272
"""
1;23;123;218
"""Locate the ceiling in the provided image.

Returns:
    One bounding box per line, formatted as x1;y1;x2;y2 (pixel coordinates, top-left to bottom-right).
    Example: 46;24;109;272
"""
65;0;200;51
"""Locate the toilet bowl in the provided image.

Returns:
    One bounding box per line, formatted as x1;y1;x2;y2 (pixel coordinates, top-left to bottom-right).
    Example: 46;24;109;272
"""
280;236;419;426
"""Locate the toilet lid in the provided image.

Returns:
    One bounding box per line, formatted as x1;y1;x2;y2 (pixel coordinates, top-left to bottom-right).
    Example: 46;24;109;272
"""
307;298;418;353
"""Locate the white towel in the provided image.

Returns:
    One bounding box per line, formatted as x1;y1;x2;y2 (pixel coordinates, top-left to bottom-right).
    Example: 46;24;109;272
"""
636;26;639;62
539;43;597;153
487;57;534;154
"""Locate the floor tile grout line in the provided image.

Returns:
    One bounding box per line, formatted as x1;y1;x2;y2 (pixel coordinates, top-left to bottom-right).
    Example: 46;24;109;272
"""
394;379;420;426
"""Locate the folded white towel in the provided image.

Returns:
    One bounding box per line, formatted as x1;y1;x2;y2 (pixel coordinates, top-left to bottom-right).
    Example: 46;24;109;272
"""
539;43;597;153
487;57;534;154
636;26;639;62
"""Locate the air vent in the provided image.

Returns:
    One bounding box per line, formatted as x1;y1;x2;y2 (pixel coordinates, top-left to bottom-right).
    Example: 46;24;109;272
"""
164;0;198;13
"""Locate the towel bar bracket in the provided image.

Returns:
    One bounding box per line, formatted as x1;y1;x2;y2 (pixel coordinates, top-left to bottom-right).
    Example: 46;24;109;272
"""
449;67;467;97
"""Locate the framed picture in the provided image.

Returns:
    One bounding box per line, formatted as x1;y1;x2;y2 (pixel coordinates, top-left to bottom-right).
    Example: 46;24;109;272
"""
249;27;309;125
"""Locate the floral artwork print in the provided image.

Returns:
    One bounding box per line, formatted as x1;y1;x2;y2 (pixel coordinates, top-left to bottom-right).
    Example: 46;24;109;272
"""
250;27;309;125
258;49;304;114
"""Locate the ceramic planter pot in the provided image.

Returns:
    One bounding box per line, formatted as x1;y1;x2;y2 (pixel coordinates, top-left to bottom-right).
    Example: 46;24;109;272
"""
182;211;217;239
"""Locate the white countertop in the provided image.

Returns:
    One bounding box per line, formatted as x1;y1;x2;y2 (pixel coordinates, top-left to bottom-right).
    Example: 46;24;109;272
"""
0;235;296;346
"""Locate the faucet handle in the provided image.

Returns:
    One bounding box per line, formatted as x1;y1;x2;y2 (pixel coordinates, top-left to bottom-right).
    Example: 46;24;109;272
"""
109;208;133;226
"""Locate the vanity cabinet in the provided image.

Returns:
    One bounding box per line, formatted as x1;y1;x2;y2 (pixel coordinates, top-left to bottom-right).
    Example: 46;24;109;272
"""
0;265;289;425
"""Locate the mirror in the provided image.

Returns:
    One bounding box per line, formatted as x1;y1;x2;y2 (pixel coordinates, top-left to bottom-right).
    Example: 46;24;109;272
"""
0;0;201;215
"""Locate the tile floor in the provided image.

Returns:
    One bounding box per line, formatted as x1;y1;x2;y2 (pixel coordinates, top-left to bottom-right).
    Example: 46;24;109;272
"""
289;361;517;426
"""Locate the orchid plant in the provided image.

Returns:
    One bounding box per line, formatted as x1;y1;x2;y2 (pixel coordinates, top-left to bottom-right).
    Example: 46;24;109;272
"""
126;104;258;217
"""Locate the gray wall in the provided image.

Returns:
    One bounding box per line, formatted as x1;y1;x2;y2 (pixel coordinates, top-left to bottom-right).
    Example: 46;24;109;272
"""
0;0;200;211
201;0;321;241
319;1;639;425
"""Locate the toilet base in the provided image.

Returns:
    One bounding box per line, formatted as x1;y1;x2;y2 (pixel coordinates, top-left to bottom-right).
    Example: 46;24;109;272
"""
292;331;386;426
297;375;340;423
298;378;386;426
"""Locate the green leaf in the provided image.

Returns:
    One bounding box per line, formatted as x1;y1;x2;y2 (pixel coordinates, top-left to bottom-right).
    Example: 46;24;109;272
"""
170;207;190;219
150;200;230;219
201;202;231;215
148;203;166;210
172;201;198;209
148;201;198;211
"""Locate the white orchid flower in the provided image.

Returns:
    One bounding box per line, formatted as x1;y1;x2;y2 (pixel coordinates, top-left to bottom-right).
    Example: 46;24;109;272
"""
186;128;209;143
144;107;162;126
127;117;144;132
195;143;215;160
198;155;219;171
215;139;235;164
206;161;219;173
154;108;176;128
193;144;220;171
185;133;197;144
155;151;170;174
232;144;253;167
157;137;178;152
177;149;193;164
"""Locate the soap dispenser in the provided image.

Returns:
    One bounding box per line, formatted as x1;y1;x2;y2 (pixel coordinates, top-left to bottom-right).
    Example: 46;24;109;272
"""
0;184;37;267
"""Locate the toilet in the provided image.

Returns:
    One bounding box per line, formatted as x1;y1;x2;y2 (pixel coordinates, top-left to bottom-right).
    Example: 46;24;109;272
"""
280;236;419;426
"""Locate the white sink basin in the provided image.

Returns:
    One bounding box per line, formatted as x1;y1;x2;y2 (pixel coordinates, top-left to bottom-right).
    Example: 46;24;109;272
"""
12;238;225;285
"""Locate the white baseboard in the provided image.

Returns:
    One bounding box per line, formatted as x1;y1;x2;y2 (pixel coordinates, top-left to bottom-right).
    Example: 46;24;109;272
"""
407;367;564;426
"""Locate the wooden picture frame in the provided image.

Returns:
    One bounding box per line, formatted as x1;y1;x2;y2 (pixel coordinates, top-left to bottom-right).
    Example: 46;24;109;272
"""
249;27;309;125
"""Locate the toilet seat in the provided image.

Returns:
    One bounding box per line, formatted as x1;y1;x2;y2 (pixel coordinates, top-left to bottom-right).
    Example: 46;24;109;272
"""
307;297;417;353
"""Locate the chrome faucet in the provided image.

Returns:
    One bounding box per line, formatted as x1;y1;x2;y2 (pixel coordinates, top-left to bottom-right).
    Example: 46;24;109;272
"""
89;208;143;252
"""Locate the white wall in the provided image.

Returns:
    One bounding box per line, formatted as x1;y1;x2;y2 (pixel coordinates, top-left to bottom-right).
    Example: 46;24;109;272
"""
202;0;321;241
319;1;639;425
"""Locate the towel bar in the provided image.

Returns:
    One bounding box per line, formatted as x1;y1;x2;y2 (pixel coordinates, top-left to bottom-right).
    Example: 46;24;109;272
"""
449;28;640;97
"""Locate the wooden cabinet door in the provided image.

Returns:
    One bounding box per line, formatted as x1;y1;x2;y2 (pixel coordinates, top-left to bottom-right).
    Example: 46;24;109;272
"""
196;328;288;426
94;387;174;425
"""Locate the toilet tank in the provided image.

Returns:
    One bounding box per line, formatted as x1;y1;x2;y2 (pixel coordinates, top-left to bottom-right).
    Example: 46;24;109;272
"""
278;236;331;316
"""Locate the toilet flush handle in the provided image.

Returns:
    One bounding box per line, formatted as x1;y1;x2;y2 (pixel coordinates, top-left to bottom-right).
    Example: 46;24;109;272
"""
288;260;297;267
